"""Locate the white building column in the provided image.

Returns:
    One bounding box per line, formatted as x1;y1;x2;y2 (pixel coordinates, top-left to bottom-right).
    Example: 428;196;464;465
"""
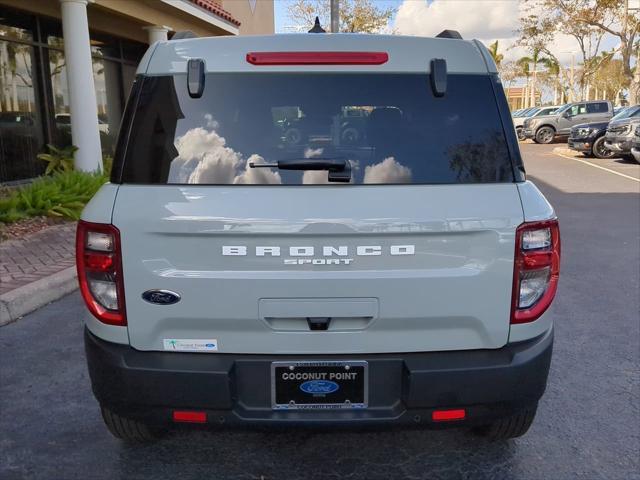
143;25;171;45
59;0;102;172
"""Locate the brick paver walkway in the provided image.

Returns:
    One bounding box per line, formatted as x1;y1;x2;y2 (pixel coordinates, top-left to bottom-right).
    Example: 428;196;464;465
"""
0;223;76;295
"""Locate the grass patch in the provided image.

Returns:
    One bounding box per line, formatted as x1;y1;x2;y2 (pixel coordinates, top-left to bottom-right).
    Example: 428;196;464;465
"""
0;170;108;224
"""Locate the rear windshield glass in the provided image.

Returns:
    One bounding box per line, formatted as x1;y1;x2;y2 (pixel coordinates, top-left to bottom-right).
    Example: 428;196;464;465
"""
117;74;515;185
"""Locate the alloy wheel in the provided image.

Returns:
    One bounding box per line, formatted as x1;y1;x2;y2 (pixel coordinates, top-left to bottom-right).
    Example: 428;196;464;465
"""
593;137;615;159
536;127;554;144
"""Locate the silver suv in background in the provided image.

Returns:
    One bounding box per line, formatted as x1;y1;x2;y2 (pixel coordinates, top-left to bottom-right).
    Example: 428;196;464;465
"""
513;106;562;141
523;100;613;144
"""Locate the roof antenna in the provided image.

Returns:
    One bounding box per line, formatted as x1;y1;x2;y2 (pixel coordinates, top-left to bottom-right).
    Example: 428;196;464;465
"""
308;16;326;33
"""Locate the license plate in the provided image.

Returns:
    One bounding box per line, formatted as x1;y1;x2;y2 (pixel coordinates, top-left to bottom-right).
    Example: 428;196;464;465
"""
271;361;368;410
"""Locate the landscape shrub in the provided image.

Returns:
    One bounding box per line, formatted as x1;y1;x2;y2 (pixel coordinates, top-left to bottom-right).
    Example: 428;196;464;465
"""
0;170;108;223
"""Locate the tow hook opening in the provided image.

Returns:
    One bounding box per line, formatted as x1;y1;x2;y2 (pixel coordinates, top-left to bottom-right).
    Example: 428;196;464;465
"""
307;317;331;331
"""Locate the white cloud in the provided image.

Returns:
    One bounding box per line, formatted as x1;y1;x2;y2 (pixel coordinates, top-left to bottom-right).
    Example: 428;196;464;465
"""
302;170;330;184
203;113;218;129
392;0;620;66
394;0;520;40
363;157;412;184
304;147;324;158
169;127;281;184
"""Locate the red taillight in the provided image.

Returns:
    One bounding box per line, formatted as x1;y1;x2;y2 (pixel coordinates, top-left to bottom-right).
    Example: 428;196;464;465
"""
173;410;207;424
76;220;126;326
246;51;389;65
511;219;561;324
432;409;466;422
84;252;114;270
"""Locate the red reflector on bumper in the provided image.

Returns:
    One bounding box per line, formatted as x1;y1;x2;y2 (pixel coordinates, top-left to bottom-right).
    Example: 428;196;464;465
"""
173;410;207;423
246;51;389;65
432;409;466;422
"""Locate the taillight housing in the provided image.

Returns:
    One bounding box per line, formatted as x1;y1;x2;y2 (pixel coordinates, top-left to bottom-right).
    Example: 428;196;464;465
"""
511;219;561;324
76;220;126;326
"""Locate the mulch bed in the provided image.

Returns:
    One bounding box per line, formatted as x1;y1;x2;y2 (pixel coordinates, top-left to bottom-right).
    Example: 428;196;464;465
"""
0;217;73;242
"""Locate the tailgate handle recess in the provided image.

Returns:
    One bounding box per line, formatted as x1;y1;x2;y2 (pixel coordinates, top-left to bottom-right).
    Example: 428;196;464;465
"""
307;317;331;331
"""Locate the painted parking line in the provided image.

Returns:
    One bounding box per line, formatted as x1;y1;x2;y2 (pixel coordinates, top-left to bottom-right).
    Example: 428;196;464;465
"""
552;151;640;183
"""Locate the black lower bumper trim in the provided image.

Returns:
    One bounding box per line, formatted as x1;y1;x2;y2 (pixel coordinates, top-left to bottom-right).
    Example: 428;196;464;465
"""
568;139;591;152
85;327;553;427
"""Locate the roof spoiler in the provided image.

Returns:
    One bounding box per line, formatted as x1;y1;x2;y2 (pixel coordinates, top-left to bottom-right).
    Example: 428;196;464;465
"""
171;31;198;40
436;30;463;39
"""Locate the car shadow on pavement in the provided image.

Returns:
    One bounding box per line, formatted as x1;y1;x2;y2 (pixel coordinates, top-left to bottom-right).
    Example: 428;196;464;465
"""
112;426;518;480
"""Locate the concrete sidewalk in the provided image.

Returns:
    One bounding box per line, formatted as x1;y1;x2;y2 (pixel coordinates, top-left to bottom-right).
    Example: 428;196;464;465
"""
0;222;77;325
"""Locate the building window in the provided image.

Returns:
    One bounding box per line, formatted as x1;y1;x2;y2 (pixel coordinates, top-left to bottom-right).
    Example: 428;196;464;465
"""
0;7;146;182
46;36;72;149
0;14;44;181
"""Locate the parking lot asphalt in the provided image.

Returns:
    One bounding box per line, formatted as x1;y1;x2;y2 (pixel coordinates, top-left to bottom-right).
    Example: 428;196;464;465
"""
1;143;639;480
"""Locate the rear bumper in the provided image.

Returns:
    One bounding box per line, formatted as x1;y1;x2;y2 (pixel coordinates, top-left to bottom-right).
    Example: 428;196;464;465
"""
85;327;553;428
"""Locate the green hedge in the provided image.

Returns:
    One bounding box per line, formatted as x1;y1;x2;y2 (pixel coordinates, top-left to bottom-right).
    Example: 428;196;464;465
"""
0;170;108;224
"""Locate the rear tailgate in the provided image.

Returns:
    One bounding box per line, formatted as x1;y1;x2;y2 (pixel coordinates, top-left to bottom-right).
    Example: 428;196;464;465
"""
114;183;522;354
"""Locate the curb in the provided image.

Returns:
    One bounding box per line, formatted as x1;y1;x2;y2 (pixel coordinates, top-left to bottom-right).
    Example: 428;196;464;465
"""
552;146;578;157
0;266;78;327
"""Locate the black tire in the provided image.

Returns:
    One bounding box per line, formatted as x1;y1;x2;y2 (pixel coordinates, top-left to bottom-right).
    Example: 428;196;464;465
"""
473;404;537;440
592;136;615;159
101;406;160;442
535;126;555;144
516;127;525;141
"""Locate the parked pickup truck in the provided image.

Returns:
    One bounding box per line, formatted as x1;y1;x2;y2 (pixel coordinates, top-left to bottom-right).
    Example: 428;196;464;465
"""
523;100;613;144
605;110;640;162
78;30;560;442
568;105;639;159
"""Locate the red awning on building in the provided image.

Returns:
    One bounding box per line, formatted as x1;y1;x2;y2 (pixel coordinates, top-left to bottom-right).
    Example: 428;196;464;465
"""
188;0;241;26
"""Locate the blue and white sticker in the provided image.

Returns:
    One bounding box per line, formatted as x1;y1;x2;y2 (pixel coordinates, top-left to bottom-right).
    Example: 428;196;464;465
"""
163;339;218;352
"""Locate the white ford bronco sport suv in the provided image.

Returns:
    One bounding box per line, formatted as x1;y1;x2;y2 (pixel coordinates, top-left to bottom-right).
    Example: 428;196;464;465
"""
78;30;560;441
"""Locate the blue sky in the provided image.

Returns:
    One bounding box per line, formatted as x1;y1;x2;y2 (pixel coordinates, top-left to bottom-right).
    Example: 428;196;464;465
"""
272;0;627;75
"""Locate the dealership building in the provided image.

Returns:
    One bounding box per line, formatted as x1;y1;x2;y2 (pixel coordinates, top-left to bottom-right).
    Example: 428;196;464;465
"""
0;0;274;182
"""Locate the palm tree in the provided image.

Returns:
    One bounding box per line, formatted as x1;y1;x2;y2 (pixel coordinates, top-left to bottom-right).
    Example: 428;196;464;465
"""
488;40;504;68
539;57;560;104
516;57;531;108
518;48;549;108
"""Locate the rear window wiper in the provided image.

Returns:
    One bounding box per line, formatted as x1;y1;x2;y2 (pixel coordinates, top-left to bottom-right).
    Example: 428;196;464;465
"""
249;158;351;183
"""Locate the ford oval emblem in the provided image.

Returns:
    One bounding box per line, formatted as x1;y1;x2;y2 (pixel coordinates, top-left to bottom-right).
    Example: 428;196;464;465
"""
300;380;340;395
142;289;181;305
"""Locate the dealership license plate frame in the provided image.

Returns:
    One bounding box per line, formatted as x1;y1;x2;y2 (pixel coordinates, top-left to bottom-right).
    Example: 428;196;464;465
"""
271;360;368;410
